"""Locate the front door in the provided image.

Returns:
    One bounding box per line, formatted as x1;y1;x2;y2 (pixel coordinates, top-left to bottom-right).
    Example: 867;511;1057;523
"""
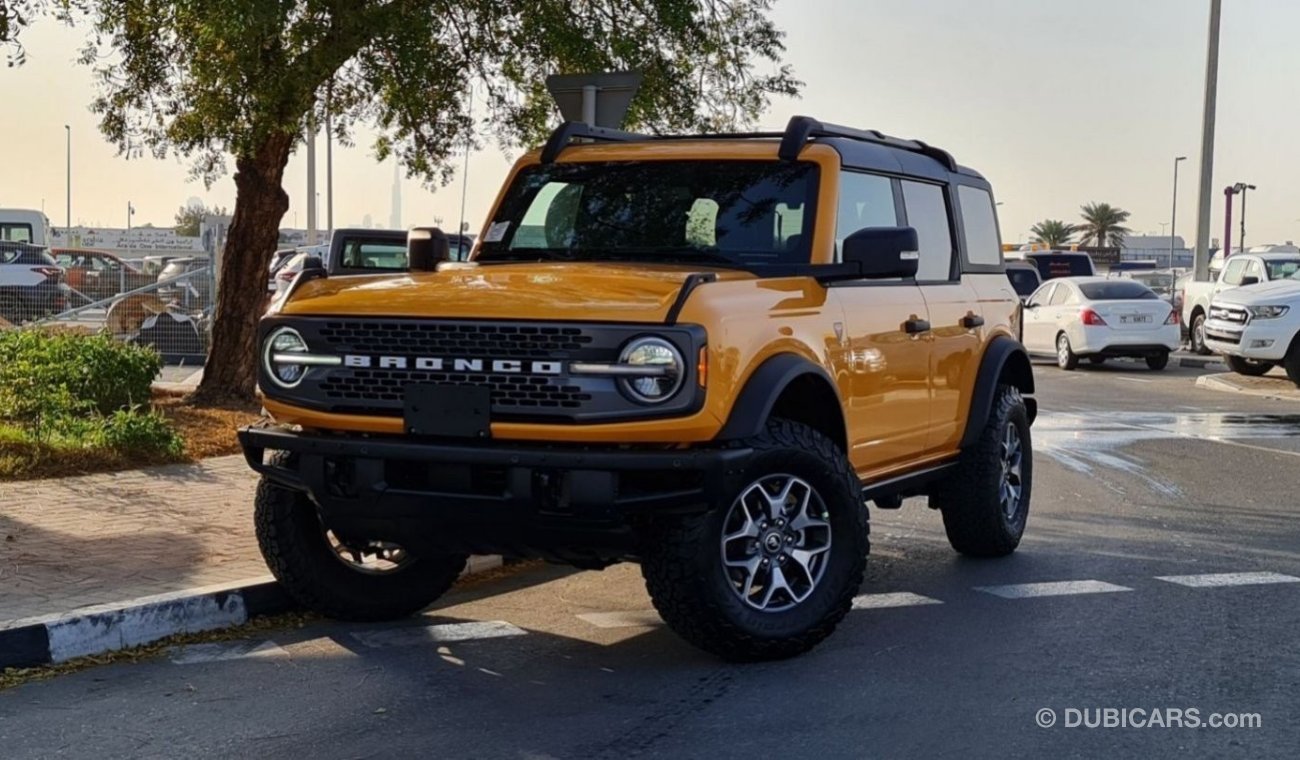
1021;282;1058;352
832;170;933;475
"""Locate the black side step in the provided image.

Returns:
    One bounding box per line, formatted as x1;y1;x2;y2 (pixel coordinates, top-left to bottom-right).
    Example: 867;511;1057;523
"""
861;461;960;503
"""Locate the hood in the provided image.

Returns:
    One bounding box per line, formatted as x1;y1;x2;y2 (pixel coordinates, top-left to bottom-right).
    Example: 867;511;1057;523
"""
1215;279;1300;306
279;261;755;323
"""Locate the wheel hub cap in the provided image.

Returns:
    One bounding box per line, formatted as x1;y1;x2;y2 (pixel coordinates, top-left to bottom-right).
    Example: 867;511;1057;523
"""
720;474;832;612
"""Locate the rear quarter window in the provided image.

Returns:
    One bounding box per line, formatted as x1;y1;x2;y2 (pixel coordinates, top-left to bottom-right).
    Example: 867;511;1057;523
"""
956;186;1002;267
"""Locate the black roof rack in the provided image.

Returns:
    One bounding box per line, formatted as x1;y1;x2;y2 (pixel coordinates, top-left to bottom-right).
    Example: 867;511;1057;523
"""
539;116;959;171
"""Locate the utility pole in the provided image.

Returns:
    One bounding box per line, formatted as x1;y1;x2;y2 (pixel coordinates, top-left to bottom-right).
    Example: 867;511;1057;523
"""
1223;185;1237;258
325;81;334;238
458;84;474;238
127;201;134;230
1235;182;1256;254
1170;156;1186;269
306;116;317;245
1192;0;1222;281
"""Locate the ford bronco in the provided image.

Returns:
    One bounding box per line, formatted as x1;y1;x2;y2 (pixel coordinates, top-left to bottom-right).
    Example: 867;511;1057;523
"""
239;116;1036;661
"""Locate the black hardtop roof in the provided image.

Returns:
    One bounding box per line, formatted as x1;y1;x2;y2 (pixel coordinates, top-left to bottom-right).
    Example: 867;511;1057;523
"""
540;115;987;184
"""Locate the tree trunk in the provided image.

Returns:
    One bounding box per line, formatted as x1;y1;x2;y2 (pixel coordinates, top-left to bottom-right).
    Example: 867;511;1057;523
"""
190;132;295;405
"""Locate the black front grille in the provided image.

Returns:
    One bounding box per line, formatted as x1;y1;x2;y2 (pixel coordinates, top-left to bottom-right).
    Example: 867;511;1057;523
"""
318;369;593;410
316;321;595;358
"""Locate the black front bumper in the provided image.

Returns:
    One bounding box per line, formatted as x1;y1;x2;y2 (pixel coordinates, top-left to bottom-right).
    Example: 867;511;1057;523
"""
239;426;753;562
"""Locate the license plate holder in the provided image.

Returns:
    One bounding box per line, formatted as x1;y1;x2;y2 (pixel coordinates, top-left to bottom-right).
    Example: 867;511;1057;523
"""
1120;314;1152;324
403;384;491;438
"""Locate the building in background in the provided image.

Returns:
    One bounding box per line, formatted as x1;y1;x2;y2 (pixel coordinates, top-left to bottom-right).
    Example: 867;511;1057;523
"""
1120;235;1192;270
389;162;402;230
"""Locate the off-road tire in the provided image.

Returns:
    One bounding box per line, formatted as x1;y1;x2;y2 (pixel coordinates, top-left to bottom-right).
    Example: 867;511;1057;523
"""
1225;355;1273;377
637;418;868;662
931;384;1032;558
1190;312;1211;355
254;454;467;621
1056;333;1079;370
1146;352;1170;371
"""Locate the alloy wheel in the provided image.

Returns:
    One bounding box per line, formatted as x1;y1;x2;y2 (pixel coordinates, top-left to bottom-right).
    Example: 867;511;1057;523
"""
720;474;832;612
999;424;1025;521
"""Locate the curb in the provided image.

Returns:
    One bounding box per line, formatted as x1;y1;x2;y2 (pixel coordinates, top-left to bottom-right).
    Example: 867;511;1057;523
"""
1195;373;1300;402
0;556;504;670
1178;355;1225;369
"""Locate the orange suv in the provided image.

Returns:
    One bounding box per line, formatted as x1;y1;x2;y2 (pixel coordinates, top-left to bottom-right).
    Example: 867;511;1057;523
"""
240;116;1036;661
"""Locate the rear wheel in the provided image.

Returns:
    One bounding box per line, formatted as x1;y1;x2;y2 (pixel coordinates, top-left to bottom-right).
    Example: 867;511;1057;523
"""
1285;340;1300;387
638;418;868;662
254;455;467;621
931;385;1032;557
1056;333;1079;370
1146;352;1170;371
1190;312;1211;355
1225;355;1274;377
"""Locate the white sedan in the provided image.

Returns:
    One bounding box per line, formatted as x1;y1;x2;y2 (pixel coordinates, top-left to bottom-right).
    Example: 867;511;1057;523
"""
1022;277;1181;370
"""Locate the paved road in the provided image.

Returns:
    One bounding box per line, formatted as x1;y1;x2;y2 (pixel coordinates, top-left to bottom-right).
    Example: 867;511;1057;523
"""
3;359;1298;758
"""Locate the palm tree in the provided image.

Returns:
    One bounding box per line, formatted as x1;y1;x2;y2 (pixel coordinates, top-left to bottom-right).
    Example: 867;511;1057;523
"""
1029;219;1077;248
1077;202;1132;248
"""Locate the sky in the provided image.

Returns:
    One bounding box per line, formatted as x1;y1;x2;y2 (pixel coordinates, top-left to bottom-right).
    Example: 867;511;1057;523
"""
1;0;1296;248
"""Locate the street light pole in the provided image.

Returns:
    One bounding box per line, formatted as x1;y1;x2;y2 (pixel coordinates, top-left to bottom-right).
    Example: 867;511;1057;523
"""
1235;182;1256;254
64;124;71;231
1192;0;1222;282
1170;156;1187;269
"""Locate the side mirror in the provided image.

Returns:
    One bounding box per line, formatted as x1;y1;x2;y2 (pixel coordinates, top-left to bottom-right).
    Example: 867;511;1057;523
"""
842;227;920;279
1241;275;1260;286
408;227;450;272
1024;302;1040;309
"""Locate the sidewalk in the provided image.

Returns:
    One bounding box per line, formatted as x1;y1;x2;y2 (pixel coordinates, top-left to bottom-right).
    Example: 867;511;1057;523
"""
1;456;265;624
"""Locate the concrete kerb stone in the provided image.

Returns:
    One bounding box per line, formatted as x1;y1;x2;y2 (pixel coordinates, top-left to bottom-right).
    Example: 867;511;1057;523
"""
1196;372;1300;402
1;555;506;670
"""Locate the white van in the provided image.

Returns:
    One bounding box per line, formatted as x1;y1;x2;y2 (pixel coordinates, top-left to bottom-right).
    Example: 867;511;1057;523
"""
0;209;52;246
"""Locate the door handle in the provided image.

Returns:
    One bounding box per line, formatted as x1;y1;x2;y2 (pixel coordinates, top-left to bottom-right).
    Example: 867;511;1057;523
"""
961;314;985;329
904;318;931;334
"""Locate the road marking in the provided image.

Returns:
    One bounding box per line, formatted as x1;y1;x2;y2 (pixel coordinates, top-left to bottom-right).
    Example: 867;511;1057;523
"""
170;640;286;665
350;621;526;648
851;592;943;609
577;611;664;629
1115;376;1153;384
975;580;1132;599
1155;572;1300;588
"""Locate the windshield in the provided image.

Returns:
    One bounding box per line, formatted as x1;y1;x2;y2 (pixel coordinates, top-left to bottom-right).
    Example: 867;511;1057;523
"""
1079;281;1158;300
478;160;817;268
1265;259;1300;280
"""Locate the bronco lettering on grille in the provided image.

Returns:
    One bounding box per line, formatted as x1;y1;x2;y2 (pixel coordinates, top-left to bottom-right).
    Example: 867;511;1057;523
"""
342;355;563;375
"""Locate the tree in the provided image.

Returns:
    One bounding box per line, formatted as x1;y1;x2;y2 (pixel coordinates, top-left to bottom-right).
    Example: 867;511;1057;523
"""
4;1;798;403
1078;202;1132;248
174;202;228;237
1029;219;1077;248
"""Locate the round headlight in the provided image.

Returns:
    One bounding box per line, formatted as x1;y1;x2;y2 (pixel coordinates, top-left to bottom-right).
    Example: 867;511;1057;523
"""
263;326;309;388
618;337;685;404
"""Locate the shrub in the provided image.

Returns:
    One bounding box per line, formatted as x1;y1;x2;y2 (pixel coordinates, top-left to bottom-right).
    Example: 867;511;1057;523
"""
0;329;161;423
92;408;185;458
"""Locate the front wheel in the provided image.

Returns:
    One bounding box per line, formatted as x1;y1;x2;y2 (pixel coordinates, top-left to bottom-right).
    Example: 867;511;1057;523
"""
1146;351;1170;371
1190;313;1211;355
1225;355;1274;377
254;463;467;621
638;419;868;662
931;385;1033;557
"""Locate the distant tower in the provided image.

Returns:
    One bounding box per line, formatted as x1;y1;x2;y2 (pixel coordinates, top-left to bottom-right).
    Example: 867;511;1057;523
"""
362;213;373;229
389;161;402;230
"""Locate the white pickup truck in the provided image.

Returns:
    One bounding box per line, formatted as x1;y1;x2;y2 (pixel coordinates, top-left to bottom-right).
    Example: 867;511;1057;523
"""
1202;274;1300;386
1183;251;1300;353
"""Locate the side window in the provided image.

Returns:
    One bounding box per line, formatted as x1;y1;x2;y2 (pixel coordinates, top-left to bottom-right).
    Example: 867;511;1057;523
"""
956;186;1002;266
1048;284;1072;306
1221;258;1246;286
1244;259;1263;282
835;172;897;259
1027;283;1055;307
901;180;955;281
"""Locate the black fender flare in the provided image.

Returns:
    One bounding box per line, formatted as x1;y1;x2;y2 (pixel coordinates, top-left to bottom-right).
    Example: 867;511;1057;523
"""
715;354;841;441
961;335;1036;449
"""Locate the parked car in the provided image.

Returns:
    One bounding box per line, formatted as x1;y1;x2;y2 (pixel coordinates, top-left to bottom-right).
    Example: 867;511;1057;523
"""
1022;276;1180;370
0;208;52;246
1011;250;1097;281
157;257;213;310
1182;252;1300;354
1116;269;1177;304
53;248;156;302
1203;270;1300;385
0;242;66;323
1005;261;1042;302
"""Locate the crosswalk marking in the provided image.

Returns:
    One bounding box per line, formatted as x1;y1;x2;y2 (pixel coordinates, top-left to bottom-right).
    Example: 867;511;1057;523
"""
350;621;526;648
1155;572;1300;588
851;592;942;609
975;580;1132;599
577;611;664;629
